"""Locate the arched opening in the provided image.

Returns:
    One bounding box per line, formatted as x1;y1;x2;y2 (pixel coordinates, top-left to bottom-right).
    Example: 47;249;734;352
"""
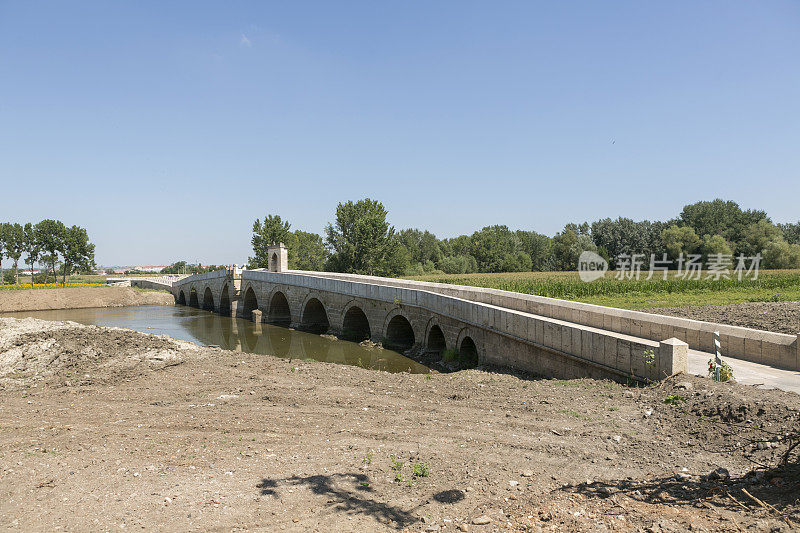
385;315;415;352
177;290;186;306
301;298;329;334
243;287;258;320
426;325;446;355
342;306;371;342
202;287;215;311
268;291;291;327
270;253;279;271
459;336;479;368
219;285;231;317
189;288;199;308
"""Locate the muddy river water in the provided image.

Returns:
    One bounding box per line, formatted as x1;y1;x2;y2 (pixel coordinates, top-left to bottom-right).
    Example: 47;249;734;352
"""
5;305;430;374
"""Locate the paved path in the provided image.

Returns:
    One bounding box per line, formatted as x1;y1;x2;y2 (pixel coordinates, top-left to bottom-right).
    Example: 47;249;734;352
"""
688;349;800;394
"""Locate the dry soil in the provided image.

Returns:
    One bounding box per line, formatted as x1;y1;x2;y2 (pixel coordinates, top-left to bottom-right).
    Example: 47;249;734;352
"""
0;318;798;532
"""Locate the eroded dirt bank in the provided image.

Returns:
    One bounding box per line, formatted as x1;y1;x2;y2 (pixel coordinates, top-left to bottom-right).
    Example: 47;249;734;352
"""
0;286;174;313
0;318;798;532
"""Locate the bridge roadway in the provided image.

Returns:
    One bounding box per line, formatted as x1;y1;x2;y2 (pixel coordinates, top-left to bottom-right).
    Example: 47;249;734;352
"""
121;265;800;389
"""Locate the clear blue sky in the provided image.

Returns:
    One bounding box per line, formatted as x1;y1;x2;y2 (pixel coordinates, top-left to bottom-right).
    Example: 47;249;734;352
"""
1;1;798;266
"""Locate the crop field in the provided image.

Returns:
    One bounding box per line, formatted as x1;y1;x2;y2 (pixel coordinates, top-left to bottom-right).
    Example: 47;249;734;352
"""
405;269;800;309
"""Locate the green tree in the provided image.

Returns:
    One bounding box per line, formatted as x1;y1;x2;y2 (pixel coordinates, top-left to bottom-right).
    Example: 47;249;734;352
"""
36;219;66;283
741;219;784;257
763;240;800;269
60;225;95;284
325;199;401;276
250;215;291;268
515;230;553;271
777;222;800;245
679;199;768;254
661;225;701;259
0;223;8;287
700;234;733;258
5;223;24;285
591;218;668;268
469;225;531;273
552;226;597;271
290;230;328;271
22;223;43;288
398;229;443;268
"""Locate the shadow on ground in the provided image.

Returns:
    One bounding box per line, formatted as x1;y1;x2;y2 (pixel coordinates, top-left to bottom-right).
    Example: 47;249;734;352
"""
256;472;421;529
563;464;800;520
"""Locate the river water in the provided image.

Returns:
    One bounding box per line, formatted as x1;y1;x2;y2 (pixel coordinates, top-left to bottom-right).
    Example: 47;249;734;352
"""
4;305;430;374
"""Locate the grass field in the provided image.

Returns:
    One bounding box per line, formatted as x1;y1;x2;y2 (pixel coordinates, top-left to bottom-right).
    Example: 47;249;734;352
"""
404;269;800;309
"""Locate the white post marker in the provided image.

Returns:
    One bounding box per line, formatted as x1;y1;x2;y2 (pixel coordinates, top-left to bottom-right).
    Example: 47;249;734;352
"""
713;331;723;381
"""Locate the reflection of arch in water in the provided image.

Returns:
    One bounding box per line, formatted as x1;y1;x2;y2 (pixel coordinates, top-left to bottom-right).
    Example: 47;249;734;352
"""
188;288;199;308
219;284;232;317
264;325;293;358
242;321;259;352
268;291;291;327
341;304;371;341
300;297;329;334
177;290;186;306
202;287;215;311
242;287;258;320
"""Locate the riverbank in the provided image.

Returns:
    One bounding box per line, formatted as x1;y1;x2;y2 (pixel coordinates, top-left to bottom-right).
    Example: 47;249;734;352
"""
0;317;798;531
0;286;174;313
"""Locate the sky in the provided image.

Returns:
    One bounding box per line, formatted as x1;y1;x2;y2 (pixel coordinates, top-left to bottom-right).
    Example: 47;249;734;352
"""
1;1;799;266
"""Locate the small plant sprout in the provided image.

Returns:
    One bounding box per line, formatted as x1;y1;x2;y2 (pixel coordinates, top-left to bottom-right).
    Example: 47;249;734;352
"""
413;462;430;478
390;455;404;482
362;452;373;465
642;349;656;366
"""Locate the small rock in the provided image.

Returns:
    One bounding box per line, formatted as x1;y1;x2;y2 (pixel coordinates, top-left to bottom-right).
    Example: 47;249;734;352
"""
674;472;691;482
676;381;693;391
623;390;635;398
509;480;519;487
644;408;653;418
472;515;492;525
597;486;613;497
611;435;622;443
457;525;469;532
709;467;730;481
521;470;534;477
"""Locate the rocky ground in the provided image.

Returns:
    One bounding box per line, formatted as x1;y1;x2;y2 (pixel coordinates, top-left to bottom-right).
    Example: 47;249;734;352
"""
0;286;174;314
0;317;799;532
640;301;800;335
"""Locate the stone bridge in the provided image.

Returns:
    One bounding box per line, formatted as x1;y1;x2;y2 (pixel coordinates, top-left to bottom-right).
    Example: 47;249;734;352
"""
128;244;800;383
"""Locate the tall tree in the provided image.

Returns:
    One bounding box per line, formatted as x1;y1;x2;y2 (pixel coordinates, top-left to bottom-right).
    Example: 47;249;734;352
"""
36;219;66;283
61;225;95;284
325;198;400;276
5;223;24;285
290;230;328;271
679;199;768;254
250;215;291;268
22;223;42;288
0;223;8;287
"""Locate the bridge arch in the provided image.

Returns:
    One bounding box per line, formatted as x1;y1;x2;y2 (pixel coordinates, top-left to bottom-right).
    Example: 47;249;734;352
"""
268;291;291;327
188;287;199;308
242;287;259;320
177;290;186;306
219;284;232;316
202;287;215;311
384;311;415;352
426;322;447;355
300;296;329;334
456;327;481;367
341;304;371;342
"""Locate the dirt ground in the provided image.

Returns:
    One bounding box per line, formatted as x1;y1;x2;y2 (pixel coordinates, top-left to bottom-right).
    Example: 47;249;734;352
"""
640;301;800;335
0;287;174;314
1;318;799;532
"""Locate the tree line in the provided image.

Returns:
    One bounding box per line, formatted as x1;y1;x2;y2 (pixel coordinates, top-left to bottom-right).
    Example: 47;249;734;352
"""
249;198;800;277
0;220;96;287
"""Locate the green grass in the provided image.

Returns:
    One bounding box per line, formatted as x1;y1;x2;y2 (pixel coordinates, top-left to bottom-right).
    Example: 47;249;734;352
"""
405;269;800;309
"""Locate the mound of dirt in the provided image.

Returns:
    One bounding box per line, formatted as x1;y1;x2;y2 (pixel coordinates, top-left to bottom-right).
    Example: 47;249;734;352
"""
0;286;174;313
641;301;800;335
0;317;197;388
